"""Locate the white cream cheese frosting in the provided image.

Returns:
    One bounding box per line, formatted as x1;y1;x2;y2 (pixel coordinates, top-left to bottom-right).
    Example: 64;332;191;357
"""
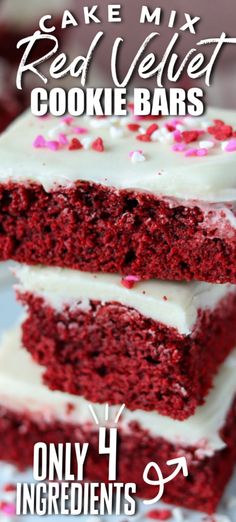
14;265;235;335
0;109;236;202
0;0;69;28
0;327;235;453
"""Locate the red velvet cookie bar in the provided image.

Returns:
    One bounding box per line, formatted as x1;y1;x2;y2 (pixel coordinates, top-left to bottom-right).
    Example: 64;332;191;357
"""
0;328;236;515
15;264;236;419
0;110;236;282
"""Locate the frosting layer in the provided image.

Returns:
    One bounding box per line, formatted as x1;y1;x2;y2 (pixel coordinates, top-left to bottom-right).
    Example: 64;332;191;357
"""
0;328;235;453
0;109;236;201
15;265;235;335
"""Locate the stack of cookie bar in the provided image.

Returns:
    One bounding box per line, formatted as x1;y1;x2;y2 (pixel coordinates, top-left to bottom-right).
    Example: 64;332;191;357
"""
0;107;236;514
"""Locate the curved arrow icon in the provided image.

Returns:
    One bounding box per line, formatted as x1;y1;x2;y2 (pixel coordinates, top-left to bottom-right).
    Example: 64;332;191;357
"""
143;456;188;505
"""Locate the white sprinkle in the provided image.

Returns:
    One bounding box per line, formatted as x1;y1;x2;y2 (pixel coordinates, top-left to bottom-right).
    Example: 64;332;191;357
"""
139;127;146;135
195;447;214;459
160;127;169;136
201;120;212;130
120;116;132;126
109;117;119;124
199;140;215;149
81;137;93;150
151;129;162;141
131;151;146;163
47;125;65;139
90;119;109;128
176;124;185;132
184;116;198;128
110;126;124;139
172;507;185;522
221;140;230;151
47;121;76;138
159;133;174;144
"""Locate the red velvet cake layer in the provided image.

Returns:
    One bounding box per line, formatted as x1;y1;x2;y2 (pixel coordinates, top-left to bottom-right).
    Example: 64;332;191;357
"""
0;181;236;283
0;398;236;514
18;290;236;419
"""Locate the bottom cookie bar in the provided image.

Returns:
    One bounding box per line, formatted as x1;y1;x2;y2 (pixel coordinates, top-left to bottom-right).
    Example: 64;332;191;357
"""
0;328;235;514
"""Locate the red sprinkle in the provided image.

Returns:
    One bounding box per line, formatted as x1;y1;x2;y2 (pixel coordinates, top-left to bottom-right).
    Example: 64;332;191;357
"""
213;119;224;125
92;137;104;152
66;403;75;414
135;115;162;121
146;509;172;520
165;123;175;132
136;134;151;142
182;130;199;144
3;483;16;492
128;102;135;113
127;123;140;132
208;124;233;141
68;138;83;151
146;123;159;136
121;279;136;289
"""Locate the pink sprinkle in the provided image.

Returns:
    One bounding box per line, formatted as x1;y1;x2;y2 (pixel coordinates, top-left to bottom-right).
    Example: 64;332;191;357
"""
61;116;74;125
129;149;143;158
58;133;68;145
1;502;16;515
46;140;60;151
225;139;236;152
170;118;182;126
124;275;141;282
172;144;186;152
173;130;182;143
33;135;46;148
196;148;208;156
185;148;198;157
74;127;88;135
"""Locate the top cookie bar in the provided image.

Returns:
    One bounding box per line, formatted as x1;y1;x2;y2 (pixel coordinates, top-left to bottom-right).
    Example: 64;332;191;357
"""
0;108;236;282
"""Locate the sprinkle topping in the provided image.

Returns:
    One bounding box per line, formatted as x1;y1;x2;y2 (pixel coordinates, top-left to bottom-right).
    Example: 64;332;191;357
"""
129;150;146;163
32;109;236;163
68;138;83;151
92;137;104;152
121;275;141;289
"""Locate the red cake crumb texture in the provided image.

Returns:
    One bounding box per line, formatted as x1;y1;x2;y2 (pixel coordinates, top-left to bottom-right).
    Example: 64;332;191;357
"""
0;181;236;283
0;398;236;514
17;290;236;419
